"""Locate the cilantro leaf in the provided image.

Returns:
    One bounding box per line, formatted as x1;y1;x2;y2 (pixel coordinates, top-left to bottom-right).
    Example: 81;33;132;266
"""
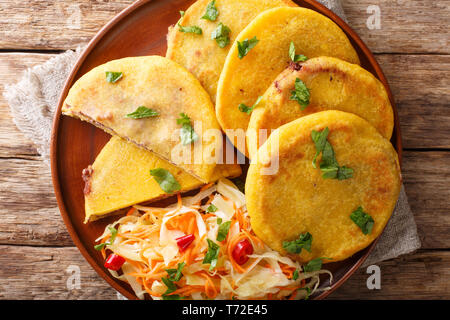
165;262;185;282
311;127;353;180
289;42;308;62
311;127;329;168
238;96;263;115
292;269;299;280
125;106;159;119
162;294;182;300
201;0;218;21
177;113;199;145
290;78;310;110
337;166;354;180
161;277;177;295
203;239;220;270
105;71;123;83
94;226;117;250
177;11;202;34
179;24;203;34
211;22;231;48
303;257;331;273
216;220;231;242
237;36;259;59
216;217;222;225
150;168;181;193
350;207;374;235
282;232;312;254
207;204;218;213
299;287;312;300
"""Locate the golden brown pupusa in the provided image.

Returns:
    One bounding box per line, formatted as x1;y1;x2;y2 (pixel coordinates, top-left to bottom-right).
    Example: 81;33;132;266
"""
166;0;297;103
246;56;394;158
246;111;401;263
216;7;360;156
62;56;220;183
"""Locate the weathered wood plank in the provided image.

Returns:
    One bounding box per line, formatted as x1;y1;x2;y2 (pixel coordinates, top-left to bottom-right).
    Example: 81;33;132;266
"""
0;0;447;54
330;250;450;299
0;53;57;157
343;0;449;54
403;152;450;249
1;53;448;158
0;151;448;248
0;245;447;299
0;0;133;50
0;245;117;300
377;54;450;149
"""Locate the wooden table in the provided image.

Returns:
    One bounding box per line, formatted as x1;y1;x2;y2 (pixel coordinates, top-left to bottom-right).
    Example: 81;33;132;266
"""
0;0;448;300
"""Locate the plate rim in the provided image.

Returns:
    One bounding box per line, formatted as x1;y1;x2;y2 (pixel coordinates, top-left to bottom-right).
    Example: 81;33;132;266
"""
50;0;402;300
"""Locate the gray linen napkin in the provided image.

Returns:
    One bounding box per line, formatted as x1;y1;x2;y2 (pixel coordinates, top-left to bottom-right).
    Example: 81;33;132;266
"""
3;0;420;267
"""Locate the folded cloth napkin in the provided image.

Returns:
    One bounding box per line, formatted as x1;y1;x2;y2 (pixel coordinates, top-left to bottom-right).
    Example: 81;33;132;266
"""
3;0;420;268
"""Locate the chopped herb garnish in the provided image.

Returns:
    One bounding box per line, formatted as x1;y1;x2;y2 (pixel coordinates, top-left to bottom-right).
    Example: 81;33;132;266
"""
350;206;374;235
125;106;159;119
311;127;329;168
162;294;182;300
165;262;185;282
290;78;310;110
201;0;218;21
216;220;231;242
161;277;177;295
311;127;354;180
238;96;262;115
177;113;199;145
289;42;308;62
150;168;181;193
216;217;222;225
237;36;259;59
299;287;312;300
211;22;231;48
179;24;203;34
282;232;312;254
207;204;218;213
178;11;202;34
203;239;220;270
94;226;117;250
105;71;123;83
303;257;331;272
292;269;299;280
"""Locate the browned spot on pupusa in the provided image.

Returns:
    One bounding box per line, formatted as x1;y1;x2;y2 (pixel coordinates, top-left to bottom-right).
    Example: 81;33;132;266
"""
288;61;302;71
274;81;282;93
96;111;113;121
195;50;201;57
82;165;94;195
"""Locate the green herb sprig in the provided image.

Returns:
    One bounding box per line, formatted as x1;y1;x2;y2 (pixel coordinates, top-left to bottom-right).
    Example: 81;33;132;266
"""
201;0;218;21
211;22;231;48
290;78;310;110
237;36;259;59
311;127;354;180
282;232;312;254
350;206;374;235
150;168;181;193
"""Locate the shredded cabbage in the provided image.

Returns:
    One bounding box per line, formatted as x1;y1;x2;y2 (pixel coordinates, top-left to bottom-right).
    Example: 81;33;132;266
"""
95;178;332;300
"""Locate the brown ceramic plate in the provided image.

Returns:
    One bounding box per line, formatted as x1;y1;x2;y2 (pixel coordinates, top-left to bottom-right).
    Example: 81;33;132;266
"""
51;0;402;300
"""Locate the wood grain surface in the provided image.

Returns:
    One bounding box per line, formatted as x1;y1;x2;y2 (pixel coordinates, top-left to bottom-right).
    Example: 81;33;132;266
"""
0;0;448;299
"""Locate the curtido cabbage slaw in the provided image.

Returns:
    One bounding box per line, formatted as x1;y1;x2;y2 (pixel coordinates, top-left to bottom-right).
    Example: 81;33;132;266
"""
95;179;332;300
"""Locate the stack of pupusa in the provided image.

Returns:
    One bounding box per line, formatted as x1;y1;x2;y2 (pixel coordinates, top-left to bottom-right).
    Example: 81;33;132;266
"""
62;0;401;265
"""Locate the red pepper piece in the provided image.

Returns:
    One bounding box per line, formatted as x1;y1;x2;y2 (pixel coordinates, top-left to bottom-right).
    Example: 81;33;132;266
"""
232;238;254;265
104;254;125;271
176;234;195;252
